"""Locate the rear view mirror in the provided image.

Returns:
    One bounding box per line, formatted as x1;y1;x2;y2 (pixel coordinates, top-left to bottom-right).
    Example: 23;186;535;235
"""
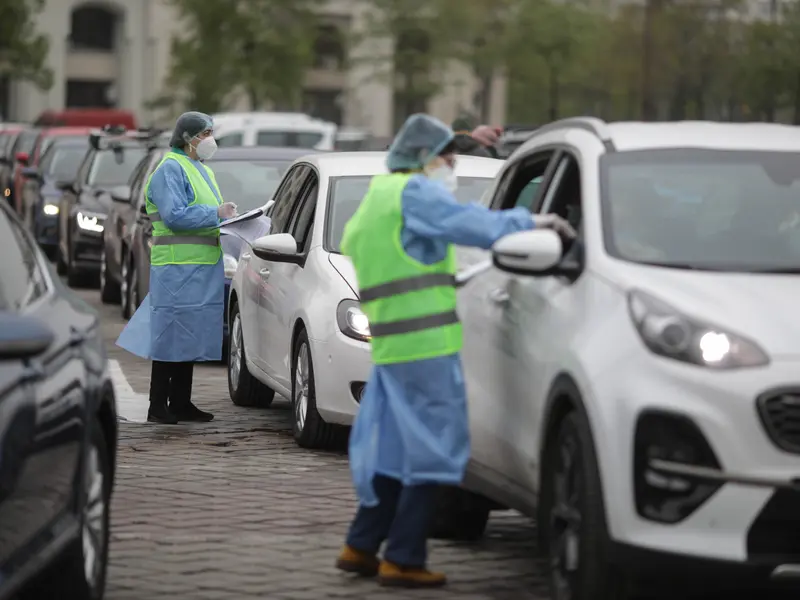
252;233;301;264
110;185;131;203
0;314;55;359
15;151;29;166
492;229;563;275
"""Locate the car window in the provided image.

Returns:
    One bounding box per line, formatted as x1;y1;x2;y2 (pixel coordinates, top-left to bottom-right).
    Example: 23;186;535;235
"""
268;165;311;234
39;145;89;181
601;149;800;271
87;146;148;187
11;130;39;156
287;176;319;251
491;151;555;211
204;158;291;211
0;208;48;310
540;155;583;243
256;130;323;149
216;132;244;147
325;175;496;253
41;135;87;157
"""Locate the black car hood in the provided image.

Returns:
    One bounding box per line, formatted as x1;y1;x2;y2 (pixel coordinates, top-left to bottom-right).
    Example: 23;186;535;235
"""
75;187;113;216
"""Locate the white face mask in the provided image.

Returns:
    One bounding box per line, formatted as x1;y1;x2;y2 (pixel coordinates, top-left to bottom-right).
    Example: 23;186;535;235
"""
425;164;458;192
194;136;218;160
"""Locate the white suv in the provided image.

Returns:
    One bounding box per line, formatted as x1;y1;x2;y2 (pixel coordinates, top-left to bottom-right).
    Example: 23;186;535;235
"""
441;118;800;598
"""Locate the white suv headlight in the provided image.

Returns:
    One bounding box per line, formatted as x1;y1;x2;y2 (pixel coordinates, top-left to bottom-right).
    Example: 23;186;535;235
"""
223;254;238;278
76;211;104;232
627;289;769;369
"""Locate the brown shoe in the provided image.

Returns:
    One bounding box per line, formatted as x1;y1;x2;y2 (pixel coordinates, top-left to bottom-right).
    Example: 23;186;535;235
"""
378;560;447;588
335;545;380;577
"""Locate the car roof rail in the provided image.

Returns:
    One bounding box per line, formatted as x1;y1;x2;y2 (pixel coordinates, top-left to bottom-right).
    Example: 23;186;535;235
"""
527;117;615;150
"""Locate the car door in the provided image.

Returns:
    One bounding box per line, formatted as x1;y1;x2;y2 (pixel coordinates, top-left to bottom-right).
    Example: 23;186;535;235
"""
261;168;319;391
0;205;88;566
459;148;561;487
253;164;311;377
107;156;147;283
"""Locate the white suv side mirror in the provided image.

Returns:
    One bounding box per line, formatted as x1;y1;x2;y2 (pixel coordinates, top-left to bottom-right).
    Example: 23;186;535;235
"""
492;229;562;274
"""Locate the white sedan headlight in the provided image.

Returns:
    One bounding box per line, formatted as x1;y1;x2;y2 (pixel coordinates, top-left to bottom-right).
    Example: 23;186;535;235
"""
336;299;371;342
628;289;768;369
223;254;238;278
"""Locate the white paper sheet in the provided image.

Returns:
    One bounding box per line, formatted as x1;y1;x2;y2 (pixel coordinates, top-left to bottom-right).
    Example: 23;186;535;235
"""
220;215;272;244
216;207;263;228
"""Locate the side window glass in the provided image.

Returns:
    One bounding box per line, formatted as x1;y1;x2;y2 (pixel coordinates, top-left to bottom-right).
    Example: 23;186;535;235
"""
288;177;319;251
256;131;286;147
491;151;555;211
216;132;243;147
0;209;47;310
269;166;309;233
540;155;582;234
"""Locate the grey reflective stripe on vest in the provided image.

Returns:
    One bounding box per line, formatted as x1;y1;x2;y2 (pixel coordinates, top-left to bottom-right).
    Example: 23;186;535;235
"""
151;235;219;247
148;212;162;222
358;273;457;303
369;310;459;337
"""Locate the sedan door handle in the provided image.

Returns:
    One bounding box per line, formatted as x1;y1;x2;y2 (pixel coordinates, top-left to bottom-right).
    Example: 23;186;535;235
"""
488;288;510;305
240;252;251;260
259;268;270;278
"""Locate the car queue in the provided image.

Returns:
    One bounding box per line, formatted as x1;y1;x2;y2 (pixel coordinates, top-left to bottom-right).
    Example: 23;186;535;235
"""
2;114;799;600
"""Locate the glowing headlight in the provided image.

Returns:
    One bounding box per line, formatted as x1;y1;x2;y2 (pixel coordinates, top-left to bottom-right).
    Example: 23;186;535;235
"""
43;203;59;216
76;211;104;233
628;289;768;369
3;188;10;197
223;254;238;278
336;299;371;342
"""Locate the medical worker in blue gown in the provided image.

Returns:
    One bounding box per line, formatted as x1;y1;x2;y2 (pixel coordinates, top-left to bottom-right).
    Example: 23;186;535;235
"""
117;112;238;424
335;114;575;588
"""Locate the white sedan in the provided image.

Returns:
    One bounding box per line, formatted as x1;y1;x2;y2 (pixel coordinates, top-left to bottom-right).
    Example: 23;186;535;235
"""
227;151;504;449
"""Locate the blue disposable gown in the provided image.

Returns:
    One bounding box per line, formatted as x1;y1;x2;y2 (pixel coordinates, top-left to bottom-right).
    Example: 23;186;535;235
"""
349;175;535;507
116;149;224;362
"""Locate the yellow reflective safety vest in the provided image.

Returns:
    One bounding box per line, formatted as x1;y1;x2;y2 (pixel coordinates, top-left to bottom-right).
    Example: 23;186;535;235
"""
144;151;222;266
341;173;461;365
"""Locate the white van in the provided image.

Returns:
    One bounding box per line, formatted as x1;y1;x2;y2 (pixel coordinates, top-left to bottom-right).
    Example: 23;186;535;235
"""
211;112;337;151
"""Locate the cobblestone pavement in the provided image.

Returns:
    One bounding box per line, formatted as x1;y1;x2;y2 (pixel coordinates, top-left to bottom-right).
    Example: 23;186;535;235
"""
74;288;790;600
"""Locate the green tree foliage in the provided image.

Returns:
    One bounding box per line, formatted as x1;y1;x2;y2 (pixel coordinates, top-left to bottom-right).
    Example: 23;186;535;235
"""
0;0;52;90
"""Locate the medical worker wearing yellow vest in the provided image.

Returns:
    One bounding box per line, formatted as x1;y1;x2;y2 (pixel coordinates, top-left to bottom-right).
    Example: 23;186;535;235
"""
335;114;575;588
116;111;238;424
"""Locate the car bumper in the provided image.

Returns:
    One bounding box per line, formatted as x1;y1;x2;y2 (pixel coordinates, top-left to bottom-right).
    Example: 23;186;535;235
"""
34;213;58;246
308;330;371;426
590;350;800;567
71;228;104;271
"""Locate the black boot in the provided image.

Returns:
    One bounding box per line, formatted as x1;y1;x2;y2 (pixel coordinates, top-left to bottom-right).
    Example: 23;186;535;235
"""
172;402;214;422
147;402;178;424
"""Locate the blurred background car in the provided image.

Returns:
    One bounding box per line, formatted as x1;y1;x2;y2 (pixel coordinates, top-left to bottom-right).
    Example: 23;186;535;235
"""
228;152;504;449
34;108;137;129
8;127;41;214
333;127;372;151
212;112;337;150
20;138;90;257
0;123;26;208
18;127;92;228
55;128;150;287
119;145;308;355
0;198;118;600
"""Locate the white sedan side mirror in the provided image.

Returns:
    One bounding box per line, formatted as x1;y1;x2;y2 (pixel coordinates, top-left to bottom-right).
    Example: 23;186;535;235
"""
492;229;563;274
252;233;302;264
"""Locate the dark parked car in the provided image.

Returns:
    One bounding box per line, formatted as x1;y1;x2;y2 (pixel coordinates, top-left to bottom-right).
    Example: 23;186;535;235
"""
55;130;149;287
100;138;168;306
0;199;118;600
6;126;40;214
121;146;309;349
19;139;89;256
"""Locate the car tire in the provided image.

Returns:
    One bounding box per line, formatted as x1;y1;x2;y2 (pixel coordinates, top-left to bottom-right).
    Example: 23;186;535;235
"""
430;486;491;541
227;301;275;408
99;248;121;304
538;411;631;600
21;417;112;600
291;329;341;449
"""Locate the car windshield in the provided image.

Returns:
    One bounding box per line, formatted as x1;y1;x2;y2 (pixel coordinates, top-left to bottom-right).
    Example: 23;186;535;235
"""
40;145;88;181
205;158;291;211
87;146;147;187
41;135;87;157
601;149;800;272
326;175;495;253
12;130;38;156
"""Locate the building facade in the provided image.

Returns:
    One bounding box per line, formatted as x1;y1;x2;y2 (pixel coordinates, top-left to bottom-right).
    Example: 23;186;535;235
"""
4;0;507;136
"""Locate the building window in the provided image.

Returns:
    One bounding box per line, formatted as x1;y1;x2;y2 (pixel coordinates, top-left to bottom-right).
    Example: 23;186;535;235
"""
313;24;345;71
303;89;342;125
69;6;117;51
66;80;115;108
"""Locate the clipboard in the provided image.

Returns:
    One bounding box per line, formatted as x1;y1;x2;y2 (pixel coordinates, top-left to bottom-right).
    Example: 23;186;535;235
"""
217;207;264;229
